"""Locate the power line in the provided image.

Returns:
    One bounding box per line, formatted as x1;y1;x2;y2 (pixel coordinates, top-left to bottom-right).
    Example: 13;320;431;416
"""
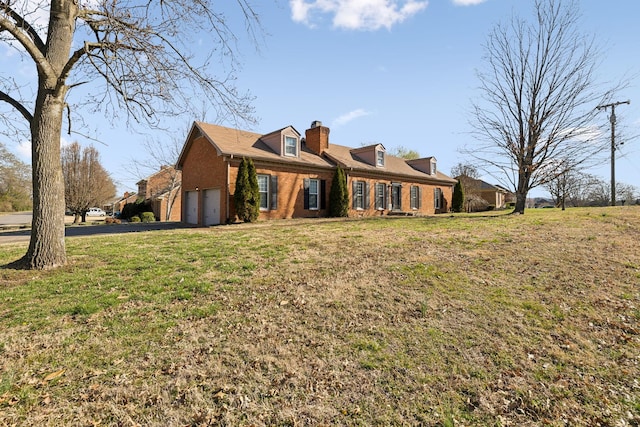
596;100;630;206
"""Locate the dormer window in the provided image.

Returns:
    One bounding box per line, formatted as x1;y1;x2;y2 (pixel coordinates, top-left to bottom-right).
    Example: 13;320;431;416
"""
284;136;298;156
376;150;385;167
431;159;437;175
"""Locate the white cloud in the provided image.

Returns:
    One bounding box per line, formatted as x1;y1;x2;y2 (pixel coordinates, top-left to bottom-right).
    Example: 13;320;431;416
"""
451;0;487;5
290;0;428;31
332;109;372;126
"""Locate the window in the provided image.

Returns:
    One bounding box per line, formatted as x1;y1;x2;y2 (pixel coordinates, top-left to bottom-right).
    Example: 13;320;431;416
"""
309;179;319;209
375;183;386;210
304;178;326;210
284;136;297;156
410;185;422;210
376;150;385;167
431;160;437;175
352;180;369;210
257;174;278;210
258;175;269;210
434;187;442;210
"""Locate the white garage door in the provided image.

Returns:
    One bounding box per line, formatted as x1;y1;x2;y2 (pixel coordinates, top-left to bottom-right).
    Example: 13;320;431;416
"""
203;189;220;226
185;191;198;224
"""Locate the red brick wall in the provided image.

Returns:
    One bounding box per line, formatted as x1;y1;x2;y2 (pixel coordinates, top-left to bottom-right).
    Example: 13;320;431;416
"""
228;161;335;221
346;174;453;216
181;135;229;224
181;134;453;224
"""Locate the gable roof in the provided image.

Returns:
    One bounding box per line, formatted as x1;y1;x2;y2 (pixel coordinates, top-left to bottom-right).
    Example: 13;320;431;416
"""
177;122;334;169
456;175;506;191
325;144;455;183
177;121;456;184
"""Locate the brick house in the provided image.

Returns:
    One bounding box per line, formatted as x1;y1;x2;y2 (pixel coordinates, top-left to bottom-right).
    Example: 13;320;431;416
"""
176;120;456;225
136;166;182;221
455;175;509;211
112;191;138;216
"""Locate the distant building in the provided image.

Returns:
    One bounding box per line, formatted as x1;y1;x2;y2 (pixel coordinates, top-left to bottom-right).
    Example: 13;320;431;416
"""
112;192;138;215
136;166;182;221
455;175;508;211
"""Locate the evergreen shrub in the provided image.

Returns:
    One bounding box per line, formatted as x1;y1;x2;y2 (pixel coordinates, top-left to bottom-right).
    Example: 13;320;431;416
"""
140;212;156;223
329;166;349;217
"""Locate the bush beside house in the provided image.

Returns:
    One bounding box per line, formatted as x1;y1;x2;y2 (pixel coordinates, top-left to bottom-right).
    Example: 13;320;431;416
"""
234;158;260;222
329;166;349;217
452;180;464;213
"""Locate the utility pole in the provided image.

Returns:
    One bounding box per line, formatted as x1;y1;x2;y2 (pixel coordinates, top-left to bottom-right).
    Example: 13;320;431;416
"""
596;100;630;206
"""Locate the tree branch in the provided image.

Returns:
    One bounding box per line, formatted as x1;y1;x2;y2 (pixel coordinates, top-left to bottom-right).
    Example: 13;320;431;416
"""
0;11;55;82
0;89;33;124
0;1;46;54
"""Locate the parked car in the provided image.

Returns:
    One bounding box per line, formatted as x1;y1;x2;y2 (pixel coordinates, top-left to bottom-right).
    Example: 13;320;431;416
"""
86;207;106;217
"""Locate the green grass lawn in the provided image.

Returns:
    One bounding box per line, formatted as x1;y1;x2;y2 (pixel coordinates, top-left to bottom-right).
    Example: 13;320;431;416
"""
1;207;639;426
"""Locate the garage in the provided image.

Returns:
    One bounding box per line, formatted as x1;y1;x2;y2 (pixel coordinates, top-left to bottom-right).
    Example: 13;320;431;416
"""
203;189;220;226
185;191;198;224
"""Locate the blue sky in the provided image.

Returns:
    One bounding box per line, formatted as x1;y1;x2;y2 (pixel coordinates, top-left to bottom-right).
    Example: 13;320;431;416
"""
3;0;640;198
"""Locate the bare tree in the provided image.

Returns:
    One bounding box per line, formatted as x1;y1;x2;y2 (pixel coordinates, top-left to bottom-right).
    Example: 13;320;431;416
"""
468;0;620;214
544;165;585;210
0;143;31;212
450;162;484;212
586;177;611;207
126;125;189;222
62;142;115;223
0;1;260;269
616;182;638;206
450;162;480;180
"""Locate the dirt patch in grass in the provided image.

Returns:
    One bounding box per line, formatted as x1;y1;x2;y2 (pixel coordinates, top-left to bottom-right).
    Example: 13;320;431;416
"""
1;207;639;426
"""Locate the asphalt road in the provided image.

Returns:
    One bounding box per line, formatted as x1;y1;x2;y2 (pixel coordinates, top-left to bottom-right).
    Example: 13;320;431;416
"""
0;213;192;245
0;212;36;226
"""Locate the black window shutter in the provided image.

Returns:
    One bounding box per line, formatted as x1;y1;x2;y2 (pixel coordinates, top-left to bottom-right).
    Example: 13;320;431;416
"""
320;180;326;209
418;186;422;209
384;184;388;210
364;182;370;209
304;178;310;210
270;175;278;210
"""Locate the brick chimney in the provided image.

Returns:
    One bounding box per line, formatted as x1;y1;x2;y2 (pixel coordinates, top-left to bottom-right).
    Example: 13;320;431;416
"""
305;120;330;156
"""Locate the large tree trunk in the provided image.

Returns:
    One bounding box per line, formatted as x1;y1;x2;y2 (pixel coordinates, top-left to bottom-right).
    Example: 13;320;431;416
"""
512;172;530;214
513;191;527;214
14;1;77;269
23;95;68;269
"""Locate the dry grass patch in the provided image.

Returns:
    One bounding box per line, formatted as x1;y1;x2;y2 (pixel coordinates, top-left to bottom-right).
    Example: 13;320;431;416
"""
1;207;639;426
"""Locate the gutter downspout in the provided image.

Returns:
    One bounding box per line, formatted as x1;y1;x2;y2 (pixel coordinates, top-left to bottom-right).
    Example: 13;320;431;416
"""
226;154;233;223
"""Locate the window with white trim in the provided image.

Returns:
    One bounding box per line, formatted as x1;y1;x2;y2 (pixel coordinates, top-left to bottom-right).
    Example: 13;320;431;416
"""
258;175;269;209
308;179;319;210
257;174;278;210
376;150;385;167
353;180;369;210
375;183;386;210
304;178;325;210
434;187;442;210
410;185;422;210
431;160;437;175
284;136;297;156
